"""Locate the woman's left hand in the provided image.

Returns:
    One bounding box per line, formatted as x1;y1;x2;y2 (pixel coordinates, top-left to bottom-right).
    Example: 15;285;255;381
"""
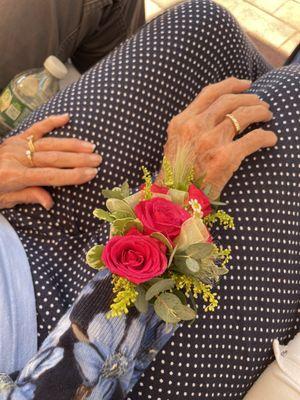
162;77;278;199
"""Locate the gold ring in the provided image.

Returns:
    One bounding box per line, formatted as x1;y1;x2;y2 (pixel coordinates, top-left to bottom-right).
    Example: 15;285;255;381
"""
225;113;241;135
26;149;34;166
27;135;35;153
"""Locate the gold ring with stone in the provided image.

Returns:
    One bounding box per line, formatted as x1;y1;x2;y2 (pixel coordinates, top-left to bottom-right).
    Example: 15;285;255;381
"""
225;113;241;135
27;135;35;153
26;149;34;166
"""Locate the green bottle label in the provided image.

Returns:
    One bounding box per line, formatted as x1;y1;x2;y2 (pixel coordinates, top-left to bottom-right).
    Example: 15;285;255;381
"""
0;83;33;133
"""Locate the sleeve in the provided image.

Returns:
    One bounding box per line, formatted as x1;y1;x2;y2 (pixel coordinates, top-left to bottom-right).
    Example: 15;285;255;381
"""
0;269;176;400
244;333;300;400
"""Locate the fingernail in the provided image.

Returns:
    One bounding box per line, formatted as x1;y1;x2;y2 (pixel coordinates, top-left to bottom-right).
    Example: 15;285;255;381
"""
91;154;102;163
242;79;252;84
61;113;69;117
84;142;96;151
44;200;54;210
86;168;98;177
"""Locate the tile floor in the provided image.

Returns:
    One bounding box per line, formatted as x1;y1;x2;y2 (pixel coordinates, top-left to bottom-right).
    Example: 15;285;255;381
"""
145;0;300;66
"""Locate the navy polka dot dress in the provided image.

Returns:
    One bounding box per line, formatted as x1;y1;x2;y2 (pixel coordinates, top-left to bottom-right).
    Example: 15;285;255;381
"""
2;0;299;398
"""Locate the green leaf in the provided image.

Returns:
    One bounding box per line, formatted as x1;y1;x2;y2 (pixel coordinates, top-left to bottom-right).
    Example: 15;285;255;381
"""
173;304;196;321
106;198;135;217
173;289;187;305
186;258;200;273
112;211;132;220
102;188;124;200
134;286;148;313
173;256;200;276
154;293;181;324
93;208;114;222
112;218;143;234
150;232;173;252
86;245;105;269
184;243;214;260
196;260;229;284
120;181;130;198
145;279;175;301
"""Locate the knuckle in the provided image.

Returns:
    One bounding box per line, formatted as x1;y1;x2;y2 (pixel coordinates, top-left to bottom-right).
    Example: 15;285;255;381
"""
219;93;235;104
228;76;239;84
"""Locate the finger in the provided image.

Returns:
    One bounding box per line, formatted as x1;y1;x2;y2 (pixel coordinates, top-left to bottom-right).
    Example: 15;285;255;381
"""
204;93;270;126
25;151;102;168
0;187;54;210
18;114;70;140
34;137;96;153
230;128;278;160
189;77;253;113
23;167;98;187
213;105;273;140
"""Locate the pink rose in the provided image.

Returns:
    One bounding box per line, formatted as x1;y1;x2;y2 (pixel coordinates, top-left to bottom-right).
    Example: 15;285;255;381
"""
140;183;169;195
102;228;167;284
188;184;212;216
135;197;190;241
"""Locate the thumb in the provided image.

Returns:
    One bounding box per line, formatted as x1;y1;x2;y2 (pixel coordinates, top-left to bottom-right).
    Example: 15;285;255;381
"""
0;187;54;210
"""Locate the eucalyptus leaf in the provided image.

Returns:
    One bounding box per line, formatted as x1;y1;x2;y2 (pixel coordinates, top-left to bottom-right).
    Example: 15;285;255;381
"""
173;256;200;276
134;286;148;313
173;289;187;305
184;242;214;260
102;188;124;200
121;181;130;198
93;208;114;222
106;198;135;217
186;258;200;273
150;232;173;252
145;279;175;301
197;260;229;284
86;245;105;270
154;293;181;324
173;304;196;321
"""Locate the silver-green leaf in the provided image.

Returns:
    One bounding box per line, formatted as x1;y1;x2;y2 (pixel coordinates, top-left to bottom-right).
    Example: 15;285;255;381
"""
173;304;196;321
184;242;214;260
145;279;175;301
134;286;148;313
154;293;181;324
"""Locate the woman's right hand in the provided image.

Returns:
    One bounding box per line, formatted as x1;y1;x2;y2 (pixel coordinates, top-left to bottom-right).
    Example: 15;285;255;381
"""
0;114;102;210
162;77;278;199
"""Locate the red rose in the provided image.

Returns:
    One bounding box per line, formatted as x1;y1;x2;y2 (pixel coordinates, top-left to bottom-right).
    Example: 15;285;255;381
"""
135;197;190;241
140;183;169;195
102;228;167;284
188;184;212;216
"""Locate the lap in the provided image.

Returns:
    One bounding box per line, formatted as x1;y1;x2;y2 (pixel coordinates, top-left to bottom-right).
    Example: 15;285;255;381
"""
128;64;300;399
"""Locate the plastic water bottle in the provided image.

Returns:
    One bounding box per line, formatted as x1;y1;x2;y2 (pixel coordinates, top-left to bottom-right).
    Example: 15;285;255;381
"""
0;56;68;137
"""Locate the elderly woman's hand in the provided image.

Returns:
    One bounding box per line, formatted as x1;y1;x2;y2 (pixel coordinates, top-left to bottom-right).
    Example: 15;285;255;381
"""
0;114;101;210
163;77;278;199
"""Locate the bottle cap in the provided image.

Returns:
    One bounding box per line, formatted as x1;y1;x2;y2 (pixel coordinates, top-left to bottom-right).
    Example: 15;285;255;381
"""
44;56;68;80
